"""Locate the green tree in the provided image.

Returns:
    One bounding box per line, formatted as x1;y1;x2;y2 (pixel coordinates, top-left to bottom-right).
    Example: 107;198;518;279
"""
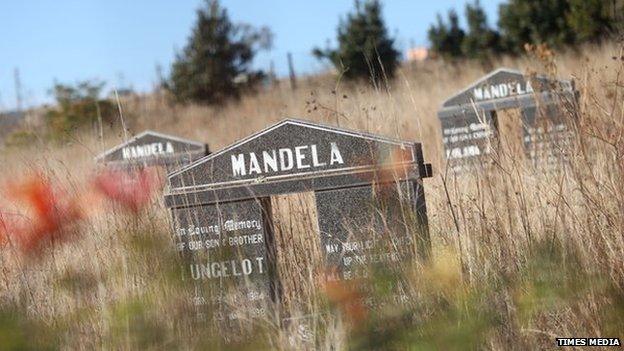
168;0;272;105
499;0;619;53
427;10;466;60
430;0;619;60
567;0;614;43
462;0;501;60
314;0;401;84
498;0;575;53
45;80;116;139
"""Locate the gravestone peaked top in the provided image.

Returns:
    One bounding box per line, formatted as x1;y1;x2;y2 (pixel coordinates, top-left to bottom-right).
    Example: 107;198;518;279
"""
95;130;209;169
438;68;576;118
166;119;432;207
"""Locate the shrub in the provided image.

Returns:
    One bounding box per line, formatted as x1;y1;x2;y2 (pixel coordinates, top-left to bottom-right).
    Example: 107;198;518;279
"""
4;130;40;149
45;80;116;140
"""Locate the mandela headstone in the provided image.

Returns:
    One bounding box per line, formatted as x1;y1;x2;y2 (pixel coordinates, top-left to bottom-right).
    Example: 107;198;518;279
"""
437;68;578;171
95;130;209;171
164;119;432;322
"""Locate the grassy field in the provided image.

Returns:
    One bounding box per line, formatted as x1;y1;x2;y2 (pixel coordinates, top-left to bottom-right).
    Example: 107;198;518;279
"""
1;42;623;350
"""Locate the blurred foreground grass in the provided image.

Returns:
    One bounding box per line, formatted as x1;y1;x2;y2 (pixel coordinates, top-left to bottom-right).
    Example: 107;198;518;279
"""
1;219;623;350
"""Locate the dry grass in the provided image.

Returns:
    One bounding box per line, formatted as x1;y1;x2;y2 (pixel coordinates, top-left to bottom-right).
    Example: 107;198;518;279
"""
1;41;623;350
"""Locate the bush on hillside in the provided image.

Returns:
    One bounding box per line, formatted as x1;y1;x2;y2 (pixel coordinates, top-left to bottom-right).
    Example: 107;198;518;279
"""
45;80;116;140
4;130;40;149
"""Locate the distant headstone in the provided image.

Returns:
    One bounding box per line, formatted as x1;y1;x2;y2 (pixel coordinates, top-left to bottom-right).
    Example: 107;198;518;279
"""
164;119;432;323
95;130;209;171
437;68;578;170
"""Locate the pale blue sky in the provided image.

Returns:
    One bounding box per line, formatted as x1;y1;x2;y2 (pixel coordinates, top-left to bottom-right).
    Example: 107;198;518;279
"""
0;0;503;111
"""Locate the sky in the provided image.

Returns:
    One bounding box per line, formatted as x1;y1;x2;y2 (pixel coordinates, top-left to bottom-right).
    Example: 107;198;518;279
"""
0;0;503;111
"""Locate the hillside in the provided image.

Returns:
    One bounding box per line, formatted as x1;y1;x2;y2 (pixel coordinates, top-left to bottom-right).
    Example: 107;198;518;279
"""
0;42;623;349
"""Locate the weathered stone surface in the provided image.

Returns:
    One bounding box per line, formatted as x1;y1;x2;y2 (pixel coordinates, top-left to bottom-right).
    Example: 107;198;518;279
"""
171;199;272;322
317;182;422;281
95;130;208;169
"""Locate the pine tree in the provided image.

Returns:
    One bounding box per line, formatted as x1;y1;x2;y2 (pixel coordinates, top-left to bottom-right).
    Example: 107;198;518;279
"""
313;0;400;84
427;10;466;60
462;0;501;60
498;0;575;54
168;0;271;105
567;0;614;43
429;0;619;60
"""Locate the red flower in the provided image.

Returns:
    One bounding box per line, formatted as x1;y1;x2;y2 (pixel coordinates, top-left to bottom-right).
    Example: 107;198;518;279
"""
93;168;159;214
2;175;83;254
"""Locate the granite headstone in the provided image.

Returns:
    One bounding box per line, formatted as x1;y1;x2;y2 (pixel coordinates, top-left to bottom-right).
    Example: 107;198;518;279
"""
164;119;432;322
437;68;578;170
95;130;209;171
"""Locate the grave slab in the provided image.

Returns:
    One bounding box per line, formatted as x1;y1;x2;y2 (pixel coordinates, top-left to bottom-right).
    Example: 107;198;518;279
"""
164;118;432;323
95;130;209;171
437;68;578;169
